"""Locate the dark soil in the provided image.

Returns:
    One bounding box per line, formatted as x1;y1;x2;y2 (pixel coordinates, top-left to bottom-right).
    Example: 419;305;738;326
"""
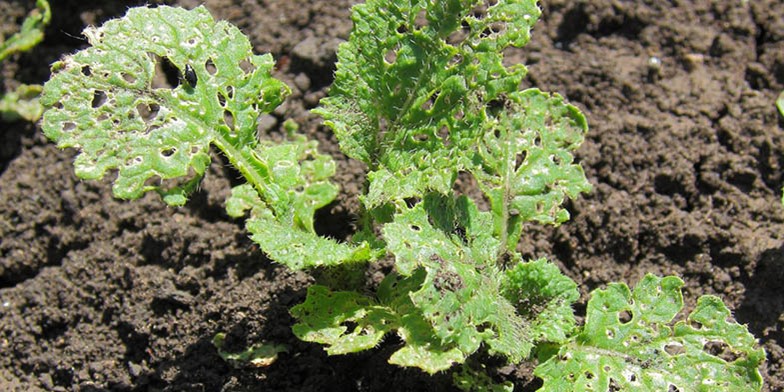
1;0;783;391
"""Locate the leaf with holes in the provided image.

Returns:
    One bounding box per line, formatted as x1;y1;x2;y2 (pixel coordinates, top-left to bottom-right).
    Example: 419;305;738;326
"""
472;89;591;252
501;258;579;346
383;202;529;365
293;270;473;374
315;0;543;208
535;274;765;392
41;6;291;206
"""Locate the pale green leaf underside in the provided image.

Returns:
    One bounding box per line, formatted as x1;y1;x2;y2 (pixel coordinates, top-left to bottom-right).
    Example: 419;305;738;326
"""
316;0;542;208
41;6;289;205
536;274;765;392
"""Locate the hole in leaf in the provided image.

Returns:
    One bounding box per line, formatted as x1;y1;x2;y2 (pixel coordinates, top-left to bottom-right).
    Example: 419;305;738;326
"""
150;54;180;88
239;58;255;74
410;225;421;232
689;320;703;330
143;175;162;188
470;3;489;19
448;21;470;46
414;9;428;30
421;91;438;111
609;378;622;391
384;48;398;64
605;328;615;339
217;92;227;107
62;122;76;132
224;110;235;132
584;371;594;379
205;58;217;75
226;86;235;99
404;197;419;208
703;341;740;362
122;73;136;84
136;103;160;124
618;310;633;324
91;90;107;108
447;53;463;68
161;148;176;157
438;126;450;146
125;156;143;167
396;24;407;34
668;384;681;392
80;65;92;76
486;22;506;38
664;343;685;356
413;133;429;142
514;152;526;170
487;98;504;116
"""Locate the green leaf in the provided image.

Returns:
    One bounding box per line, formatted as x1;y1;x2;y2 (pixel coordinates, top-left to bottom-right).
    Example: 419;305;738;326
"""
292;271;469;374
227;183;373;270
0;84;43;122
41;6;290;206
315;0;542;208
453;363;514;392
383;202;529;364
535;274;765;392
291;285;396;355
472;89;591;251
0;0;51;62
501;258;579;345
212;332;287;368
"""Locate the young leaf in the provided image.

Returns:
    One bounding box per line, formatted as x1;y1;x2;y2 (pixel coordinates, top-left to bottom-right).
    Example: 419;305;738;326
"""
501;258;579;345
315;0;542;208
0;0;51;62
227;182;374;270
535;274;765;392
472;89;591;252
291;285;396;355
292;270;470;374
41;6;290;206
0;84;44;122
383;202;529;363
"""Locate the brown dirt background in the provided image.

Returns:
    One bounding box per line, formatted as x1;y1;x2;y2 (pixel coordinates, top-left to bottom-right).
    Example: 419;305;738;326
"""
1;0;782;391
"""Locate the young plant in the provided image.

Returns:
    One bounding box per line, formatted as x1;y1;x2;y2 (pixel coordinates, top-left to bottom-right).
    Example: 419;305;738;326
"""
0;0;50;122
41;2;764;391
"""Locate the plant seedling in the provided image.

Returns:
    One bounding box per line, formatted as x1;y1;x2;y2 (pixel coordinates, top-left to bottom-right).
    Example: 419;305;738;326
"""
0;0;50;122
40;2;765;391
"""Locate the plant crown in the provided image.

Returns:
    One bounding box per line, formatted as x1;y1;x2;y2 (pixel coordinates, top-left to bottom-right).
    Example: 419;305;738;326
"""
41;2;764;391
